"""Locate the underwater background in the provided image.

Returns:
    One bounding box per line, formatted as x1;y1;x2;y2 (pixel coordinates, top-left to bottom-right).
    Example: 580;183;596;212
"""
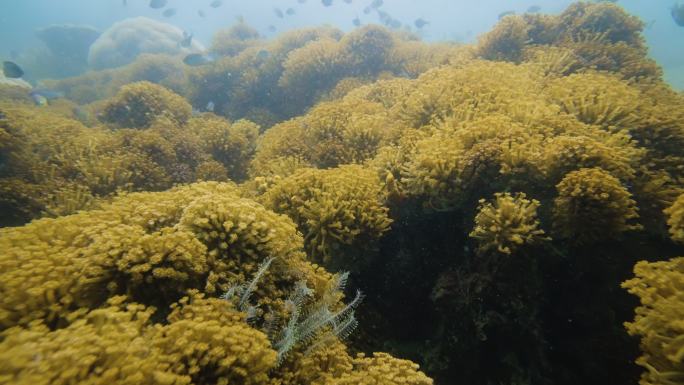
2;0;684;89
1;1;684;385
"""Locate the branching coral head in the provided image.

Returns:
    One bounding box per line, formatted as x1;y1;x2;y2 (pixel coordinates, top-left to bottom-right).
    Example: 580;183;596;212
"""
470;192;549;256
99;81;192;129
664;193;684;243
552;167;641;243
622;257;684;385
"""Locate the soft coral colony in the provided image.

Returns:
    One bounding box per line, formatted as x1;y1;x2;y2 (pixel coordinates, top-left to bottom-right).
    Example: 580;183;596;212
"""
0;183;431;385
1;2;684;385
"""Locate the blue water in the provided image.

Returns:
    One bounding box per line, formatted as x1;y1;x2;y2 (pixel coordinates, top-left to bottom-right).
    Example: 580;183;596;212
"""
1;0;682;89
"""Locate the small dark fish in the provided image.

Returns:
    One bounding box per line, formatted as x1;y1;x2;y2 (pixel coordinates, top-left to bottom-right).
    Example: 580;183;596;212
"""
389;19;401;29
352;17;361;27
274;8;284;18
286;8;296;15
180;31;193;47
268;25;277;33
414;18;429;29
526;5;541;13
2;61;24;78
198;9;206;17
672;4;684;27
149;0;167;9
183;53;213;66
363;6;371;14
370;0;383;8
298;0;306;3
162;8;177;17
498;10;516;20
322;0;333;6
122;0;127;6
210;0;223;8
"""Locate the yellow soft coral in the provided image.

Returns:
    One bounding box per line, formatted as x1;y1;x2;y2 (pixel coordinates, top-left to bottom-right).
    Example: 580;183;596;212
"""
278;37;350;103
0;103;112;219
187;115;259;181
100;81;192;129
476;15;530;63
552;167;641;243
303;97;391;168
400;135;465;210
0;182;322;328
470;192;548;256
392;60;547;129
478;2;659;81
555;2;645;47
210;22;262;57
261;165;392;266
388;40;472;78
177;192;308;296
250;95;393;175
0;98;261;226
0;298;189;385
665;194;684;243
275;339;354;385
107;227;209;304
339;25;395;76
399;127;506;211
539;134;638;183
623;257;684;385
325;352;433;385
44;53;188;104
545;72;640;130
154;293;277;385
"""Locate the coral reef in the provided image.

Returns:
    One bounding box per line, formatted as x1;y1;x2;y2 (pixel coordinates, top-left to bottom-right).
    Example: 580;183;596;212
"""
3;3;684;385
44;22;472;127
0;96;259;225
0;182;431;384
88;17;204;70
